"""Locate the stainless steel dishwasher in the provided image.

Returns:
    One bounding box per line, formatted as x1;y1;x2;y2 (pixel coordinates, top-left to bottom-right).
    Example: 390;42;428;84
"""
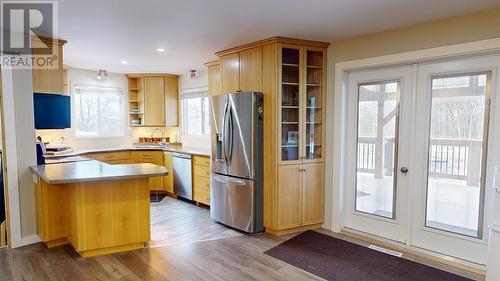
172;152;192;200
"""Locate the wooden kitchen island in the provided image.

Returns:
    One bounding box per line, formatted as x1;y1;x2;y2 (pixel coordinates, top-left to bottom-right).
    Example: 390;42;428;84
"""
30;160;167;257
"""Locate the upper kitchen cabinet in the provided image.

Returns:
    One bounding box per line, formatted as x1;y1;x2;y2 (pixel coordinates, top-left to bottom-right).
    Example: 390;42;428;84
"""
164;76;179;126
127;74;178;127
206;61;222;96
144;76;165;126
220;53;240;94
32;36;67;94
239;47;262;92
217;46;263;94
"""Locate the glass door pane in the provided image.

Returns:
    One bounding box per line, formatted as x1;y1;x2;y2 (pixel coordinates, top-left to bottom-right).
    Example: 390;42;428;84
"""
305;50;323;160
425;73;489;238
355;81;399;219
281;48;300;161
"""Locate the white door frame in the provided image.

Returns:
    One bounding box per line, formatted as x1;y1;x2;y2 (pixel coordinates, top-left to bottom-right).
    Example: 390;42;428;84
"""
1;68;41;248
344;66;414;243
327;37;500;269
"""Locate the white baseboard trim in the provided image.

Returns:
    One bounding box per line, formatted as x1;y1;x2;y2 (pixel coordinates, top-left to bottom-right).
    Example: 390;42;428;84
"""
11;234;41;249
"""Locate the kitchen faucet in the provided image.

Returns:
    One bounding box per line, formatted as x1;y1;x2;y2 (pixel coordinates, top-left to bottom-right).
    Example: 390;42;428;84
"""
150;128;167;147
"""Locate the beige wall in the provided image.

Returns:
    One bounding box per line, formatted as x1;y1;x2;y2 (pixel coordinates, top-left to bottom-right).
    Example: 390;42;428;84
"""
332;7;500;63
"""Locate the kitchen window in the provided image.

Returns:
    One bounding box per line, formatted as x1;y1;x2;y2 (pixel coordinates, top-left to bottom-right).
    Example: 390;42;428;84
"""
180;89;210;136
73;85;125;137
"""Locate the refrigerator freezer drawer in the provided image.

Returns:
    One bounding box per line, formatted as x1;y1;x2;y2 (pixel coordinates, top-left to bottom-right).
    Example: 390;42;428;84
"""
210;174;263;233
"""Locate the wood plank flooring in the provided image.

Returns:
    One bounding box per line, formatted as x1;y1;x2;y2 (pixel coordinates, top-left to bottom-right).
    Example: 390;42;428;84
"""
0;231;324;280
0;196;484;281
150;196;241;247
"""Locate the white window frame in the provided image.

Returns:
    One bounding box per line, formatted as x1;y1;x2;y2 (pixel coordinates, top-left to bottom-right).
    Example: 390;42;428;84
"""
72;84;126;138
180;87;210;139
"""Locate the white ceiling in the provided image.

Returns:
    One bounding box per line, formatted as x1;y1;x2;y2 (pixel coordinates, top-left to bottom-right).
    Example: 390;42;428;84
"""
58;0;500;75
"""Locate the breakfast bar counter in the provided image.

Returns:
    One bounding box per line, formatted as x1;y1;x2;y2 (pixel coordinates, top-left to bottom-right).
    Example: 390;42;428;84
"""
30;160;167;257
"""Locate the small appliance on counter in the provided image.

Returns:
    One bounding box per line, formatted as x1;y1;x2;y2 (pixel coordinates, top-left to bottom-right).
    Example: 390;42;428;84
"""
36;136;73;164
35;140;46;165
210;92;264;234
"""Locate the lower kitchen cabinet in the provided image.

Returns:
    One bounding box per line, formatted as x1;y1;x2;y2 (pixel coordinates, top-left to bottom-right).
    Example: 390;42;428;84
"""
192;156;210;206
275;162;324;233
277;165;302;229
301;163;324;225
131;151;164;191
84;151;131;164
163;152;174;193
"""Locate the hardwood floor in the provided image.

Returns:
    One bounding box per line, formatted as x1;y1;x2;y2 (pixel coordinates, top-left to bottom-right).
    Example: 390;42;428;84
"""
0;231;323;280
150;196;241;247
0;197;484;281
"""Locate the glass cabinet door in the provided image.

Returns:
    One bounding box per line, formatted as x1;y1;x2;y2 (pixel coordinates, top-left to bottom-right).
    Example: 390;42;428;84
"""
280;47;301;162
304;49;324;160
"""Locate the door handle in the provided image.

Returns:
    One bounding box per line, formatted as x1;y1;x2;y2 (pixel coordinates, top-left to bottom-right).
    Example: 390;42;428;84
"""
400;167;409;174
495;187;500;194
212;175;246;186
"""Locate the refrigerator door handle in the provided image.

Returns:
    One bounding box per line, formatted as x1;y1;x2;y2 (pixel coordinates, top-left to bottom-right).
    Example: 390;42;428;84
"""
222;100;230;163
228;107;234;162
212;175;247;186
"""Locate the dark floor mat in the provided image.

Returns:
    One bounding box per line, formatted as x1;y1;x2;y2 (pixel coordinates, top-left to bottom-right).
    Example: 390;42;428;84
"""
264;230;472;281
150;193;167;203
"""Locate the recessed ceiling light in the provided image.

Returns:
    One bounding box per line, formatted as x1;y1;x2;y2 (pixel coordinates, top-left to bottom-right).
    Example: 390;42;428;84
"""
120;60;128;64
156;48;165;52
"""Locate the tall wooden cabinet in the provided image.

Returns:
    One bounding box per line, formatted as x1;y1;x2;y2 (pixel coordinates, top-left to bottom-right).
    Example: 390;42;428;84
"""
209;37;329;235
127;74;178;127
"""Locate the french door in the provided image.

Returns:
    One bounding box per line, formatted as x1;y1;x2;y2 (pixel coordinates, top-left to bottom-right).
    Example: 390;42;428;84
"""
345;66;414;243
344;55;500;265
411;57;496;264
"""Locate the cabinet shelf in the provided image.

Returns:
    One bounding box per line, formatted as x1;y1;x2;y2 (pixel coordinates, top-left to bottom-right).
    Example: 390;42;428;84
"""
307;83;321;87
282;82;299;86
282;106;299;109
129;100;143;103
307;65;322;69
282;63;299;67
307;107;322;109
282;144;299;148
282;122;299;125
129;112;143;115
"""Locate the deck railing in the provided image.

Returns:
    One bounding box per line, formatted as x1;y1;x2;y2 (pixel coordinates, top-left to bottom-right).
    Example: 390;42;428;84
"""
357;137;482;186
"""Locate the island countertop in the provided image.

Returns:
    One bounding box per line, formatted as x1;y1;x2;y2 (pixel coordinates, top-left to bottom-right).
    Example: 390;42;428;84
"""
31;159;168;184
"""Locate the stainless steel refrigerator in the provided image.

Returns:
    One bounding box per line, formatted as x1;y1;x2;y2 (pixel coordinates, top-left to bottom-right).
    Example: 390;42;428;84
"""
210;92;264;233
